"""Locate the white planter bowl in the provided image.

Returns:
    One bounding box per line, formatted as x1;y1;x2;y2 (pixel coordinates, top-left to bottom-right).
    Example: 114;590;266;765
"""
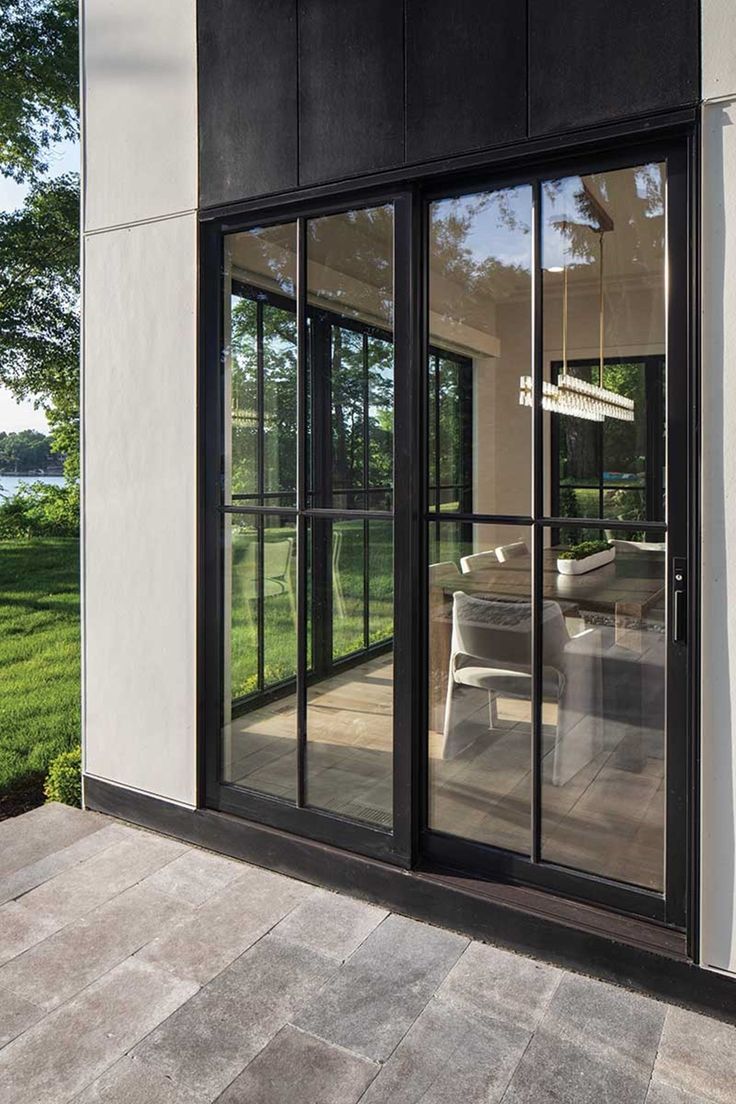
556;547;615;575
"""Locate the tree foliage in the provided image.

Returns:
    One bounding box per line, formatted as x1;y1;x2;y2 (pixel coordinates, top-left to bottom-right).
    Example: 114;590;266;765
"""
0;427;54;471
0;173;78;400
0;1;80;484
0;0;78;182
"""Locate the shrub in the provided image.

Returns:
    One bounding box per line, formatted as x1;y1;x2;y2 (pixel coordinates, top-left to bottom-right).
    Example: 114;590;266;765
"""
557;540;613;561
44;744;81;807
0;481;79;539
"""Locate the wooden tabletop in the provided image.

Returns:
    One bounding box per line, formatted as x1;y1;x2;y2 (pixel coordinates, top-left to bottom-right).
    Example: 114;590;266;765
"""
442;548;665;615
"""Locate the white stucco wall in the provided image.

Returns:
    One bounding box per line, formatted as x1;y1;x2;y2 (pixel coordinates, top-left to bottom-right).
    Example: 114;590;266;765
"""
81;0;199;805
82;0;197;230
700;0;736;974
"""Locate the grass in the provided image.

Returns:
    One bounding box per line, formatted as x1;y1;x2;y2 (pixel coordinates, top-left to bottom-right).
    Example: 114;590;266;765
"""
230;520;393;699
0;539;80;801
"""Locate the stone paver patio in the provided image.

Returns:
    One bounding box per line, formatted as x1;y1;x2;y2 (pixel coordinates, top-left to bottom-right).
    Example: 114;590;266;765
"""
0;804;734;1104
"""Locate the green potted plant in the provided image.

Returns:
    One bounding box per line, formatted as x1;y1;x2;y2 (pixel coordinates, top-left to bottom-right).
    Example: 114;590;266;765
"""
557;540;615;576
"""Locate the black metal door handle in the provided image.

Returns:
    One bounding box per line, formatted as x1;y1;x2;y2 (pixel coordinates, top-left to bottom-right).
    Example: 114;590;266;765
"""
672;558;687;644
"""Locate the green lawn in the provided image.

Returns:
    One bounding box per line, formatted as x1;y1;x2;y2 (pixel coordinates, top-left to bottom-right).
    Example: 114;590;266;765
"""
0;539;80;796
230;519;393;700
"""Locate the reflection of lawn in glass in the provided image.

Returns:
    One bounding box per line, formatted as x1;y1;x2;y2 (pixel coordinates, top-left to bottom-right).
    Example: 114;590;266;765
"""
230;522;393;700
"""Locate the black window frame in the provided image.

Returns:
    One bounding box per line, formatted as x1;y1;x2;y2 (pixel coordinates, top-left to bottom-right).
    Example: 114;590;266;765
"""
200;131;697;933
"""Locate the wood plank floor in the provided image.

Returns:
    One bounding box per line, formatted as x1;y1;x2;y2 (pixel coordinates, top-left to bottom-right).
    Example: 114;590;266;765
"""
225;656;664;890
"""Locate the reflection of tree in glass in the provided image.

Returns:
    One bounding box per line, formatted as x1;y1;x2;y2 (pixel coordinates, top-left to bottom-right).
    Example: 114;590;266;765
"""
331;327;393;496
332;327;365;493
546;164;664;270
241;226;296;297
308;207;394;326
230;297;297;499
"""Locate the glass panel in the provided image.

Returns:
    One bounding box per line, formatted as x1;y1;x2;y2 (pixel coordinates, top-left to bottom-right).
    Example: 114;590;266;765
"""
543;164;666;525
368;335;394;511
428;186;533;517
331;327;366;510
332;517;366;661
262;302;297;507
540;530;665;890
369;519;394;645
301;204;395;828
427;354;473;514
224;222;297;507
222;513;297;800
307;206;394;511
228;297;258;502
428;522;533;853
306;517;394;827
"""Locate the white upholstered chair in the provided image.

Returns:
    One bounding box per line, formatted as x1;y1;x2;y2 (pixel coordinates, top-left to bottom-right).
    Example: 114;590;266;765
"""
442;591;568;759
459;550;498;574
495;541;529;563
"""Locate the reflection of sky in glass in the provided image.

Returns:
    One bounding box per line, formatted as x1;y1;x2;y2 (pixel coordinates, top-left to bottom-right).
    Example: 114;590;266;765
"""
542;164;664;271
433;187;532;271
542;176;591;270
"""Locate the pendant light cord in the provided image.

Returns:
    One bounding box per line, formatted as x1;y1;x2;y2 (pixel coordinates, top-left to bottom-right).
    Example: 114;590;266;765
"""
598;229;605;388
562;261;568;377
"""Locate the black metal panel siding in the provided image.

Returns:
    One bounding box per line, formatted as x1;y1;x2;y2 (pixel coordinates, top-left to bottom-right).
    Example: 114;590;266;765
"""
197;0;699;216
528;0;699;137
198;0;298;208
298;0;404;185
405;0;527;163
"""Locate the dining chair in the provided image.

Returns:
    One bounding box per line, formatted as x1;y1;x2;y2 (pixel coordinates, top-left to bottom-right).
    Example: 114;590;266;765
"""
239;535;295;623
610;539;666;553
459;550;498;574
495;541;529;563
332;529;346;618
428;560;462;586
442;591;568;759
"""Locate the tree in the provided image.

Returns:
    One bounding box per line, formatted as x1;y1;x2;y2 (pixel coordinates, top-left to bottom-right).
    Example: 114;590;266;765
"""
0;1;79;479
0;428;52;471
0;174;78;399
0;0;78;181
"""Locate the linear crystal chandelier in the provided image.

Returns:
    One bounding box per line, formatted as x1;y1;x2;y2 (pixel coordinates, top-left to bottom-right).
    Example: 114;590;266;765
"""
518;372;634;422
519;202;635;424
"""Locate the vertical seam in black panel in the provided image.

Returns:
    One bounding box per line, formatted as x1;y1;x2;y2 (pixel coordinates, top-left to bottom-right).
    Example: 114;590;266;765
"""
403;0;408;164
194;0;200;205
295;0;301;188
526;0;531;138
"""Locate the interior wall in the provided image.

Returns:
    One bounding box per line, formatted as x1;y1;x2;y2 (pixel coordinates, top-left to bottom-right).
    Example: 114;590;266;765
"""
473;299;532;519
472;285;665;525
81;0;199;806
700;0;736;975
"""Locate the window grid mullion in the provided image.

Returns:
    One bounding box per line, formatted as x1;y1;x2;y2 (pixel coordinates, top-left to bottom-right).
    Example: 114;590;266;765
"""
296;216;308;808
531;178;544;865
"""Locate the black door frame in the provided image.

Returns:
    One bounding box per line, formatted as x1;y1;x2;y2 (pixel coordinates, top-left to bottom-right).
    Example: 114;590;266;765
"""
199;128;698;933
418;141;692;928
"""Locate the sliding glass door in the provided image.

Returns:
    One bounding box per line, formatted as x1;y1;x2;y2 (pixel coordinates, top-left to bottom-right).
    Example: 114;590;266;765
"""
204;142;691;923
210;200;401;859
424;153;689;924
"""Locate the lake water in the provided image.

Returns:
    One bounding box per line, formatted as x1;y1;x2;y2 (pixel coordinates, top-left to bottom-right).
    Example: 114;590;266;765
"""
0;474;66;500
